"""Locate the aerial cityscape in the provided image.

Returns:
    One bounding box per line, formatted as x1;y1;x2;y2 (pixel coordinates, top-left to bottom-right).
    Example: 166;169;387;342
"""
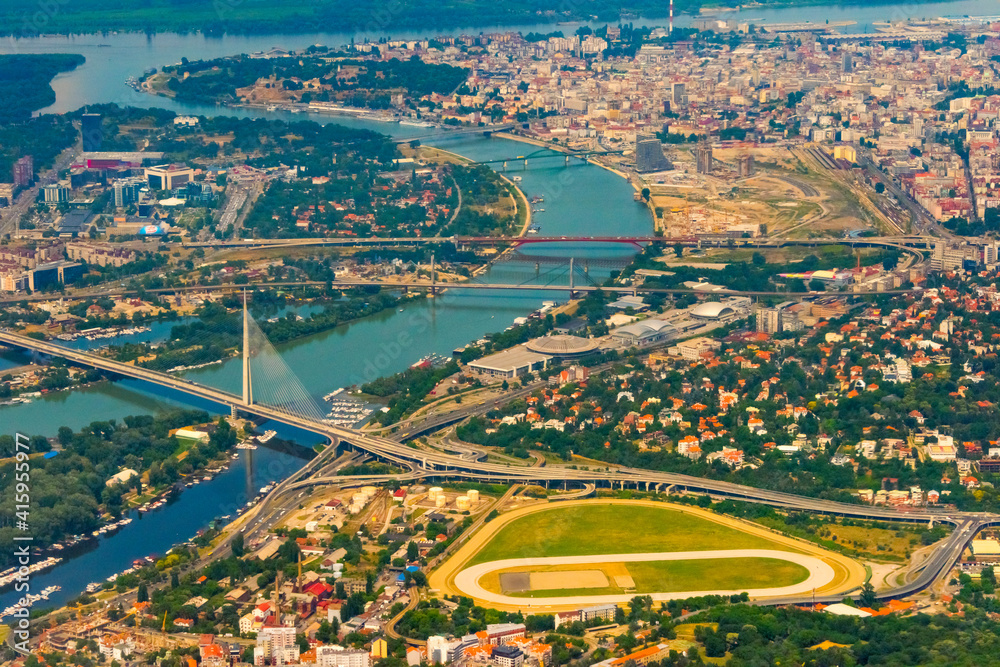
5;2;1000;666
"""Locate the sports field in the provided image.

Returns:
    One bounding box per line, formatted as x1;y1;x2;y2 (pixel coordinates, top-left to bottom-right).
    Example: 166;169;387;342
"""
484;556;810;598
468;503;784;564
430;500;867;611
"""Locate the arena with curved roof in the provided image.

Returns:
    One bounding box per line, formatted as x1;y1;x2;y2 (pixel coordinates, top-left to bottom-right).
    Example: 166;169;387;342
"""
609;319;680;347
525;334;599;359
690;302;736;320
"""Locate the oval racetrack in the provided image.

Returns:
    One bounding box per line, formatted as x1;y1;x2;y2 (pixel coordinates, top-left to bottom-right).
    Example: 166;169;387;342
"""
455;549;836;607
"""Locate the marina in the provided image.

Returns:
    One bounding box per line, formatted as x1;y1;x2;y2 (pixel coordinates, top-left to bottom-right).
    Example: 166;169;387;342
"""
56;325;152;342
0;558;62;590
0;586;62;622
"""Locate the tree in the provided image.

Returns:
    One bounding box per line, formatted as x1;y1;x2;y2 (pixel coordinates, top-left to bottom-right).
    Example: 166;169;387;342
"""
752;252;766;266
136;582;148;603
859;581;878;609
673;243;684;258
875;182;885;194
406;540;419;562
641;187;650;201
231;532;245;557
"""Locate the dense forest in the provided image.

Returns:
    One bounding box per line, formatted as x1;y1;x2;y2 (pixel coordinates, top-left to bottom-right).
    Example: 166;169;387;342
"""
0;116;77;189
0;54;84;123
155;54;468;106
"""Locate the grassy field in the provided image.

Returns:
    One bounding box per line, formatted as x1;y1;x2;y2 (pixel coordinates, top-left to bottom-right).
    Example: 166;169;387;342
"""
468;504;789;564
489;557;809;598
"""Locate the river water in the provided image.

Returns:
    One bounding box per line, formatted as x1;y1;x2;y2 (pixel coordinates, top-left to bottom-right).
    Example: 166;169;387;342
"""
2;0;996;608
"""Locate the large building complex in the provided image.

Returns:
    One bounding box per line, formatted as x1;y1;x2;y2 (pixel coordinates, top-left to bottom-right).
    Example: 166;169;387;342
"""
145;164;195;190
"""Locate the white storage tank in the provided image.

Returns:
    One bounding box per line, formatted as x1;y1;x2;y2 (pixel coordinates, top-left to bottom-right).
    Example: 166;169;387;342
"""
428;487;443;501
332;571;342;579
467;489;480;503
362;485;378;498
332;563;344;572
456;496;471;511
352;492;366;505
435;495;447;508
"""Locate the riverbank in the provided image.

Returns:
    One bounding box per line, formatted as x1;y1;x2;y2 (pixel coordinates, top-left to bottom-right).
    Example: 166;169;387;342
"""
494;131;656;230
414;144;532;245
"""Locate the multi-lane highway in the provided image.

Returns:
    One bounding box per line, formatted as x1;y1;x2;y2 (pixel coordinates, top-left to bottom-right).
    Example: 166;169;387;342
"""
0;329;990;604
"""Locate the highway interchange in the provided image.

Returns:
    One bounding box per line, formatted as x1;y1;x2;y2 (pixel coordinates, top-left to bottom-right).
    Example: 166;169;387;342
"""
0;329;994;608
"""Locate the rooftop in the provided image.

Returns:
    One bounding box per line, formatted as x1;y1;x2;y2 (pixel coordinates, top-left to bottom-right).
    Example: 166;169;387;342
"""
525;334;598;357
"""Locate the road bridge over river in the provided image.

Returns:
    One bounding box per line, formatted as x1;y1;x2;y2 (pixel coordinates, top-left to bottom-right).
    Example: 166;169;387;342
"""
0;305;989;605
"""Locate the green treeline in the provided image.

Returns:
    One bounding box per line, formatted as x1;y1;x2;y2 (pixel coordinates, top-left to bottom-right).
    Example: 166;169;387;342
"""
0;411;235;565
157;54;468;106
110;290;401;371
0;54;84;123
0;116;77;186
0;0;700;37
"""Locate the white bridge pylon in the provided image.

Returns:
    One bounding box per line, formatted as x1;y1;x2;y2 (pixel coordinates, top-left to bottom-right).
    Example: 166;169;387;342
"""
236;291;325;423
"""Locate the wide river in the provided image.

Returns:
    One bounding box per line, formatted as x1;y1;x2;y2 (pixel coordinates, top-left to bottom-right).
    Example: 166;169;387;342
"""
2;0;996;608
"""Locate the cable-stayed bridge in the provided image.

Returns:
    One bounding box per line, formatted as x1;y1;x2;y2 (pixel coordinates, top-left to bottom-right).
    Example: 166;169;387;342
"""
0;299;993;604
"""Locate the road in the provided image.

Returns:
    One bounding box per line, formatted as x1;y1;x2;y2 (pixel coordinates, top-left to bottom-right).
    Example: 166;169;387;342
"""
0;329;991;607
0;138;81;238
857;152;954;239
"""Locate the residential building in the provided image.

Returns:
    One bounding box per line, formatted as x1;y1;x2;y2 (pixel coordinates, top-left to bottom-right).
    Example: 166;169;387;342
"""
492;645;524;667
13;155;33;188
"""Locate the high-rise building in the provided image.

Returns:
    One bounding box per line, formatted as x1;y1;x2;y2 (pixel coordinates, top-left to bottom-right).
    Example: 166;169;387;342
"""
696;142;713;174
113;177;146;208
13;156;33;188
737;154;754;178
82;113;103;152
671;82;686;106
842;53;853;73
756;301;797;334
635;134;673;173
256;626;298;666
